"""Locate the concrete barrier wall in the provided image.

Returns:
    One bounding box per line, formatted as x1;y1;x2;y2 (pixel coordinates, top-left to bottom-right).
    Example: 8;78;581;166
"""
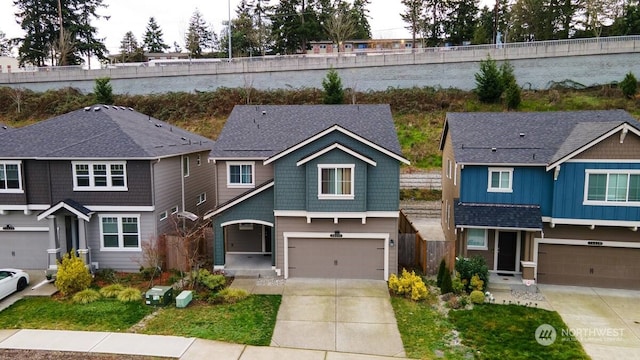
1;36;638;94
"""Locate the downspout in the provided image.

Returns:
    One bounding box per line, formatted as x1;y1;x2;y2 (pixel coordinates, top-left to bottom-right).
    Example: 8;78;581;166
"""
180;156;186;230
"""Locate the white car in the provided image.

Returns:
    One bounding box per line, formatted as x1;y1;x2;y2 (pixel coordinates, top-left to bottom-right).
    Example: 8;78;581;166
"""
0;268;30;300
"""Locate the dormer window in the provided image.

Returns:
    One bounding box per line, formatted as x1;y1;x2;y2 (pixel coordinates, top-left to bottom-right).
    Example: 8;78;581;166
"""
0;161;23;193
318;164;355;199
488;168;513;193
73;161;127;191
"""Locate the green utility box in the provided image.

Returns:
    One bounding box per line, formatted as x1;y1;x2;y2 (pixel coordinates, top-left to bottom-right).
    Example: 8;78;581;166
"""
145;286;173;306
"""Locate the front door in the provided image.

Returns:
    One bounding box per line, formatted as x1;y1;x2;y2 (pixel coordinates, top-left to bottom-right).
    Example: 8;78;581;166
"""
496;231;518;272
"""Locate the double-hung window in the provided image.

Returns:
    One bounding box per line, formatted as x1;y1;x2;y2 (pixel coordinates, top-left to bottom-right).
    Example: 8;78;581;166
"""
488;168;513;193
585;170;640;204
73;162;127;191
466;228;488;250
0;161;23;193
318;164;354;199
100;215;140;250
227;162;254;187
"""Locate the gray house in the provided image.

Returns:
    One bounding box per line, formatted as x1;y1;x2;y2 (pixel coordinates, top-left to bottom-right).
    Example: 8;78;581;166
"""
0;105;216;271
204;105;409;280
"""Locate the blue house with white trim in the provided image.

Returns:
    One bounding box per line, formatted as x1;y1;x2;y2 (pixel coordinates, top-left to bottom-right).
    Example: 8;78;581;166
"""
440;110;640;289
204;105;409;280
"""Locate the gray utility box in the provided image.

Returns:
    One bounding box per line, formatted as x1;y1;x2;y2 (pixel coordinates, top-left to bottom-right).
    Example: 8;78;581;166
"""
145;286;173;306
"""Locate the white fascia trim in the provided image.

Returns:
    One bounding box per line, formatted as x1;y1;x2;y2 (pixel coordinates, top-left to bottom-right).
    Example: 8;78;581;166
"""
203;181;275;220
37;202;92;222
264;125;410;165
296;143;377;167
86;206;155;212
220;219;274;228
565;159;640;163
0;205;50;211
283;231;390;281
457;225;542;232
274;210;399;224
547;123;640;171
545;217;640;227
459;162;547;167
0;227;49;232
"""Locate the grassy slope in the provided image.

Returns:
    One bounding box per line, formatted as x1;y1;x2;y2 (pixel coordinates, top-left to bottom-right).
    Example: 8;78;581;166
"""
1;86;638;169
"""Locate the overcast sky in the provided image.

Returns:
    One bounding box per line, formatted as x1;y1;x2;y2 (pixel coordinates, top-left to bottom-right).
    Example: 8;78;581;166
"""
0;0;429;55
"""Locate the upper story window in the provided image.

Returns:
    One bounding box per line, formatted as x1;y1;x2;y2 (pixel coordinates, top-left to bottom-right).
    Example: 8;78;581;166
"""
488;167;513;193
318;164;355;200
100;215;140;251
73;162;127;191
446;159;452;179
585;170;640;205
183;156;190;177
0;161;23;193
227;162;254;188
467;228;488;250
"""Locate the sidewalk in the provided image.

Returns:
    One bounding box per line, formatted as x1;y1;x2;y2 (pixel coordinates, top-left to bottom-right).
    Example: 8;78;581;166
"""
0;329;409;360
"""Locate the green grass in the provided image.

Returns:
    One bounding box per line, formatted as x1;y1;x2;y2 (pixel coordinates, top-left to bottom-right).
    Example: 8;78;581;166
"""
0;297;152;332
139;295;281;346
449;304;590;360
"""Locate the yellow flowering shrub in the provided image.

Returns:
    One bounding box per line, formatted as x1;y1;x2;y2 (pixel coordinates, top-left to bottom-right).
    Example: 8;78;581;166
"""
388;269;428;301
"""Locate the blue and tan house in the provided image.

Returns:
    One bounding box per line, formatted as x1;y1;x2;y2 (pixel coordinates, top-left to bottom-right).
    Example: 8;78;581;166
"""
440;110;640;289
0;105;216;271
203;105;410;280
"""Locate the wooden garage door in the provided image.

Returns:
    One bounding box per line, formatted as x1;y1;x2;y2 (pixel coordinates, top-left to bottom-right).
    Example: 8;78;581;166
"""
0;232;48;269
537;244;640;289
288;238;384;279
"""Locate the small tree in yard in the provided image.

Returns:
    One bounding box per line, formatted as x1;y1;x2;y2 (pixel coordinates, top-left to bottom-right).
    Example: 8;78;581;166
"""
55;251;92;296
620;72;638;99
165;214;212;289
475;56;503;103
322;67;345;104
94;77;114;104
501;62;521;110
436;258;447;288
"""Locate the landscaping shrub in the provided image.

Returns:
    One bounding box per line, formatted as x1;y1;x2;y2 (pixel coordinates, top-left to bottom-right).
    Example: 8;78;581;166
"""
72;289;101;304
470;290;485;304
99;284;125;298
388;269;428;301
440;268;453;295
322;67;344;104
620;72;638;99
474;56;503;103
55;251;92;296
447;296;461;309
117;287;143;302
470;274;484;291
452;275;464;295
455;256;489;293
504;82;522;110
195;269;226;291
94;77;114;104
436;258;447;288
217;288;250;304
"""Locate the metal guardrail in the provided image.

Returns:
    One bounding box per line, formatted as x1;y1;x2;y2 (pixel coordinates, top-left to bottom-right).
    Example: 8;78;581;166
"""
14;35;640;73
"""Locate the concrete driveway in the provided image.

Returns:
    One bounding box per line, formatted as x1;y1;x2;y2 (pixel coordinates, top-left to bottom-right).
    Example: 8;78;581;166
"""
270;278;406;357
0;270;56;312
540;285;640;360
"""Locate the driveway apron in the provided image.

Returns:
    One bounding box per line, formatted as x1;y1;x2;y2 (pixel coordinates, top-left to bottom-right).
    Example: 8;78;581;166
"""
270;278;406;357
540;285;640;360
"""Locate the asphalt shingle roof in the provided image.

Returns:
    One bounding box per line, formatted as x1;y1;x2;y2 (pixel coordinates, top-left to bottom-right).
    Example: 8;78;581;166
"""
454;201;542;230
444;110;640;165
210;105;402;159
0;105;214;159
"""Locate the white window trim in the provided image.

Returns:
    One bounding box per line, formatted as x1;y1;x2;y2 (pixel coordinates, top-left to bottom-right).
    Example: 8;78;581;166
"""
72;161;128;191
0;160;24;194
170;205;179;214
227;161;255;188
197;192;207;205
159;211;168;221
99;214;141;251
487;167;513;193
317;164;355;200
183;156;190;177
467;228;488;250
583;169;640;206
446;159;452;179
196;154;201;166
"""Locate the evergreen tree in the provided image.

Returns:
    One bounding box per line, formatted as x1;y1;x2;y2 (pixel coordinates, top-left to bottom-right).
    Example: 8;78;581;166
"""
474;56;503;103
444;0;479;45
94;77;114;104
350;0;372;39
322;67;344;104
401;0;425;49
436;258;447;288
143;17;170;53
620;72;638;99
185;9;215;58
0;31;12;56
270;0;304;54
119;31;145;63
425;0;446;46
472;6;494;44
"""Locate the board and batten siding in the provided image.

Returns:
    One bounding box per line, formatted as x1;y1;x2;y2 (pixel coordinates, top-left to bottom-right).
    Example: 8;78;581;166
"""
86;212;154;271
274;216;399;277
551;161;640;221
215;161;273;205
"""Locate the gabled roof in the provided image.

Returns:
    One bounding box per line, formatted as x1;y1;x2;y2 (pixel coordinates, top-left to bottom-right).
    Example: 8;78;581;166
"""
441;110;640;167
210;105;406;163
203;180;274;220
0;105;214;159
454;202;542;231
37;199;93;222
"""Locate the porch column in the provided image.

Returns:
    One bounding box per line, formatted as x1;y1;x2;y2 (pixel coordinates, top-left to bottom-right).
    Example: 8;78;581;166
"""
46;215;60;270
77;219;89;265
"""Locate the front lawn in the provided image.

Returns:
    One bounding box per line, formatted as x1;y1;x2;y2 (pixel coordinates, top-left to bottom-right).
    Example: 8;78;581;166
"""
139;295;281;346
0;297;152;332
449;304;589;360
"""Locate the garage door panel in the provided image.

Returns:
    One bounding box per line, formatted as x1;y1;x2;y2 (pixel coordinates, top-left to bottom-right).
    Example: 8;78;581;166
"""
0;233;48;269
289;238;384;280
538;244;640;290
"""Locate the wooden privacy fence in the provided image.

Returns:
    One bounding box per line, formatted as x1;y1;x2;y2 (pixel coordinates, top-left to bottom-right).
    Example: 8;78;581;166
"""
163;228;214;272
398;210;454;275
